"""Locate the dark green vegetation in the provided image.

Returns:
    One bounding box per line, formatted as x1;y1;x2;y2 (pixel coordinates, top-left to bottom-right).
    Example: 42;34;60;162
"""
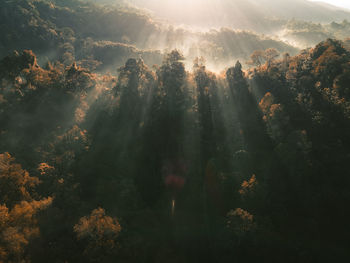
2;0;350;262
1;38;350;262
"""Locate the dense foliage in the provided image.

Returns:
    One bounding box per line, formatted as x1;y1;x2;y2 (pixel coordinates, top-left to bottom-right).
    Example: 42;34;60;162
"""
2;0;350;262
1;37;350;262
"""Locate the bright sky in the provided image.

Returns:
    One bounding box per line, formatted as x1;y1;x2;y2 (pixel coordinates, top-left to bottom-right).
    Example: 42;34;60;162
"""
309;0;350;9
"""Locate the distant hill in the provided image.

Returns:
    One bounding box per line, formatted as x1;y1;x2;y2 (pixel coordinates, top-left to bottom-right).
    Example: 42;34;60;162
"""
129;0;350;32
0;0;298;71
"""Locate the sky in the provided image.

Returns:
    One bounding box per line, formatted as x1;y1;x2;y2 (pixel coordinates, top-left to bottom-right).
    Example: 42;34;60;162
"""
309;0;350;9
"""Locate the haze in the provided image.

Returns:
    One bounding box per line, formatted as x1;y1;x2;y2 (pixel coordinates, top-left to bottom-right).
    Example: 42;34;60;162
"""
309;0;350;9
1;0;350;262
129;0;350;29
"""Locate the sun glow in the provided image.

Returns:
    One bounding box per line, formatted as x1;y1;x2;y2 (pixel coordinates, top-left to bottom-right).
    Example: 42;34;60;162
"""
309;0;350;10
131;0;229;29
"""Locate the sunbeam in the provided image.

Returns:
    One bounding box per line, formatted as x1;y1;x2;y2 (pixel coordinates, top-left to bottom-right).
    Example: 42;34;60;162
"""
1;0;350;262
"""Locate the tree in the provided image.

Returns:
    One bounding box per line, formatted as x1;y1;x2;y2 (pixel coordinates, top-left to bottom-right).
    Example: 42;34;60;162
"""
0;153;52;263
226;208;256;242
248;49;280;68
0;153;40;208
248;50;265;67
264;48;280;68
74;208;121;262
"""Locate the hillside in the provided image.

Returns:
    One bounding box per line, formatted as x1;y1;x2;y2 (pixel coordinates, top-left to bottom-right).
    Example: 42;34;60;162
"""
1;1;350;262
1;38;350;262
130;0;350;31
0;0;299;71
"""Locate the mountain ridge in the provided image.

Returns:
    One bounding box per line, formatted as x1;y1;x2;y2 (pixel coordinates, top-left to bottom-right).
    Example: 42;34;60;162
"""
127;0;350;31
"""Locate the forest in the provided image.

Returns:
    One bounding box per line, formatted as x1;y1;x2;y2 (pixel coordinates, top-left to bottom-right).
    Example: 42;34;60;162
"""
1;0;350;262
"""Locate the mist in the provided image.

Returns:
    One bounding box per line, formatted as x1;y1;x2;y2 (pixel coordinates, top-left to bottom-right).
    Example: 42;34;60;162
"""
1;0;350;262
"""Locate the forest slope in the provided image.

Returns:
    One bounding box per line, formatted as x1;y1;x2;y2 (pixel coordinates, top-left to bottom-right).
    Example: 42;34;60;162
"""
0;0;298;71
1;38;350;262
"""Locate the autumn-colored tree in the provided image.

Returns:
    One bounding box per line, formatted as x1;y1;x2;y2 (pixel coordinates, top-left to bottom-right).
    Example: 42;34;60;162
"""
259;92;290;141
0;153;40;208
0;198;52;263
226;208;256;241
248;50;265;67
74;208;121;262
0;153;52;262
2;19;350;262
